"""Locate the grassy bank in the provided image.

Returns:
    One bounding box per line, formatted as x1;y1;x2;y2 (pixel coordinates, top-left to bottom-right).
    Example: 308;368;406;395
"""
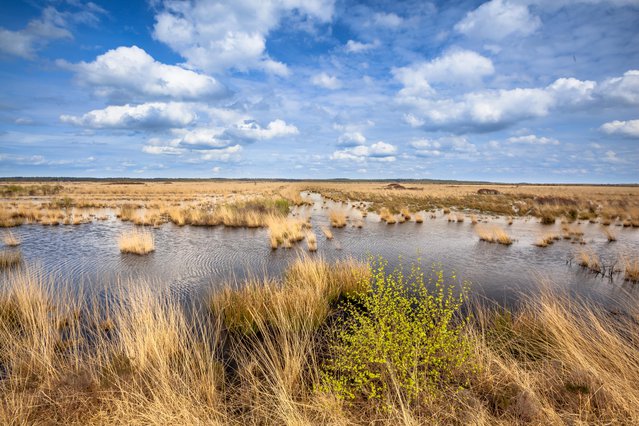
1;259;639;424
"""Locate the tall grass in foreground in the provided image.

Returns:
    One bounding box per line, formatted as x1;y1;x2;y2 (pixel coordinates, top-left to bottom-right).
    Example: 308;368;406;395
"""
2;261;639;424
118;229;155;255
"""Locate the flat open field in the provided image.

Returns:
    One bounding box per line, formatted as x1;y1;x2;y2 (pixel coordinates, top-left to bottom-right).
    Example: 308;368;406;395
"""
2;180;639;425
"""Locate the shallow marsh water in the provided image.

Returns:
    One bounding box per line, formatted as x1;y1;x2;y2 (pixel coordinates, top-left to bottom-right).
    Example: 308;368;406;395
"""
2;192;639;308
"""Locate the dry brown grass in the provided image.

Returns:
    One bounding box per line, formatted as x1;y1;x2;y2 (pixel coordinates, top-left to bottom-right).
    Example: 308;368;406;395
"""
3;262;639;424
3;231;20;246
534;233;560;247
321;226;333;240
623;257;639;282
0;249;22;269
602;226;617;242
414;213;424;223
306;231;317;252
476;225;513;245
577;250;601;273
329;209;347;228
118;229;155;255
267;216;305;249
379;207;396;224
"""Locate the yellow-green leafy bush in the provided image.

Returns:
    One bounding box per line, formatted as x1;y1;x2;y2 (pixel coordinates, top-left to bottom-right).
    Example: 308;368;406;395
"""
321;259;473;402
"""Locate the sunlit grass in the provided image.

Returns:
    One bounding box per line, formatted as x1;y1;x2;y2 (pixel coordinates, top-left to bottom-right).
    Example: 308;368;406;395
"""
476;225;513;245
118;229;155;255
3;231;20;247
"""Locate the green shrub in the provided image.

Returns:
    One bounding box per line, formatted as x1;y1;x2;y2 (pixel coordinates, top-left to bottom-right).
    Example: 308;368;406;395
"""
320;259;473;403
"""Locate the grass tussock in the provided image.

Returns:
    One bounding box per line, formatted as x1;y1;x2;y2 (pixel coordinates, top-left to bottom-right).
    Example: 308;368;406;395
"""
0;249;22;269
267;215;305;249
414;212;424;223
329;209;347;228
321;226;333;240
3;231;20;246
2;261;639;423
602;226;617;242
534;233;560;247
118;229;155;255
379;207;396;224
476;225;513;245
623;257;638;282
306;231;317;252
577;250;602;273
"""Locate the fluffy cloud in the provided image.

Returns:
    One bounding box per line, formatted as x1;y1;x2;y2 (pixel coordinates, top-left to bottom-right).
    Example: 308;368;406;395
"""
397;86;554;132
372;12;403;28
394;55;637;132
337;132;366;147
224;119;299;141
455;0;541;40
60;102;197;129
59;46;226;100
600;119;639;137
392;50;494;97
344;39;379;53
152;0;334;74
331;141;397;162
410;136;477;157
598;70;639;105
507;135;560;145
311;72;342;89
0;7;72;59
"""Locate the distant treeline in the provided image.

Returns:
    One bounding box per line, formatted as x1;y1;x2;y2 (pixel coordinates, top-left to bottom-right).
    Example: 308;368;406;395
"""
0;176;636;187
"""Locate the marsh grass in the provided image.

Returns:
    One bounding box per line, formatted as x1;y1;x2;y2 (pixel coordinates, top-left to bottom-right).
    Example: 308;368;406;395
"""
534;233;560;247
577;250;602;273
267;215;305;249
3;261;639;424
623;257;638;282
476;225;513;245
329;209;347;228
415;213;424;223
602;226;617;242
0;249;22;269
3;231;20;246
118;229;155;255
306;231;318;252
321;226;333;240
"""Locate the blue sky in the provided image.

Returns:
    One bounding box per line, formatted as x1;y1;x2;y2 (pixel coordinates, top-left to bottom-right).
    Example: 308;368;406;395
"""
0;0;638;182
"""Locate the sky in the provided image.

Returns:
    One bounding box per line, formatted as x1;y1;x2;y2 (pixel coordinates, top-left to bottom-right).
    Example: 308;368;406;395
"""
0;0;638;182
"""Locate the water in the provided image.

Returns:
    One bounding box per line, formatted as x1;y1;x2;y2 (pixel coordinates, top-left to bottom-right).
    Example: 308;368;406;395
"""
3;193;639;307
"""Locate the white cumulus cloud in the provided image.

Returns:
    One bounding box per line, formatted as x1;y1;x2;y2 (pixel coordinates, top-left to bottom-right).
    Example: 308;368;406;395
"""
152;0;334;74
600;119;639;137
60;102;197;129
331;141;397;162
59;46;226;100
455;0;541;40
311;72;342;89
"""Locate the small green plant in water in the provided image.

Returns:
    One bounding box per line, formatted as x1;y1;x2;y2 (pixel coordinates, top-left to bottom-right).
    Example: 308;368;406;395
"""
320;258;473;403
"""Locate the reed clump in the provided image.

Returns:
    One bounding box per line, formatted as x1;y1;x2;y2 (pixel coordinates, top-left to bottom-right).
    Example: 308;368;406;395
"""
379;207;396;224
577;250;601;273
476;225;513;245
321;226;333;240
3;231;20;246
602;226;617;242
118;229;155;255
267;215;305;249
329;209;347;228
0;249;22;269
534;233;560;247
415;213;424;223
306;231;317;252
623;257;638;282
